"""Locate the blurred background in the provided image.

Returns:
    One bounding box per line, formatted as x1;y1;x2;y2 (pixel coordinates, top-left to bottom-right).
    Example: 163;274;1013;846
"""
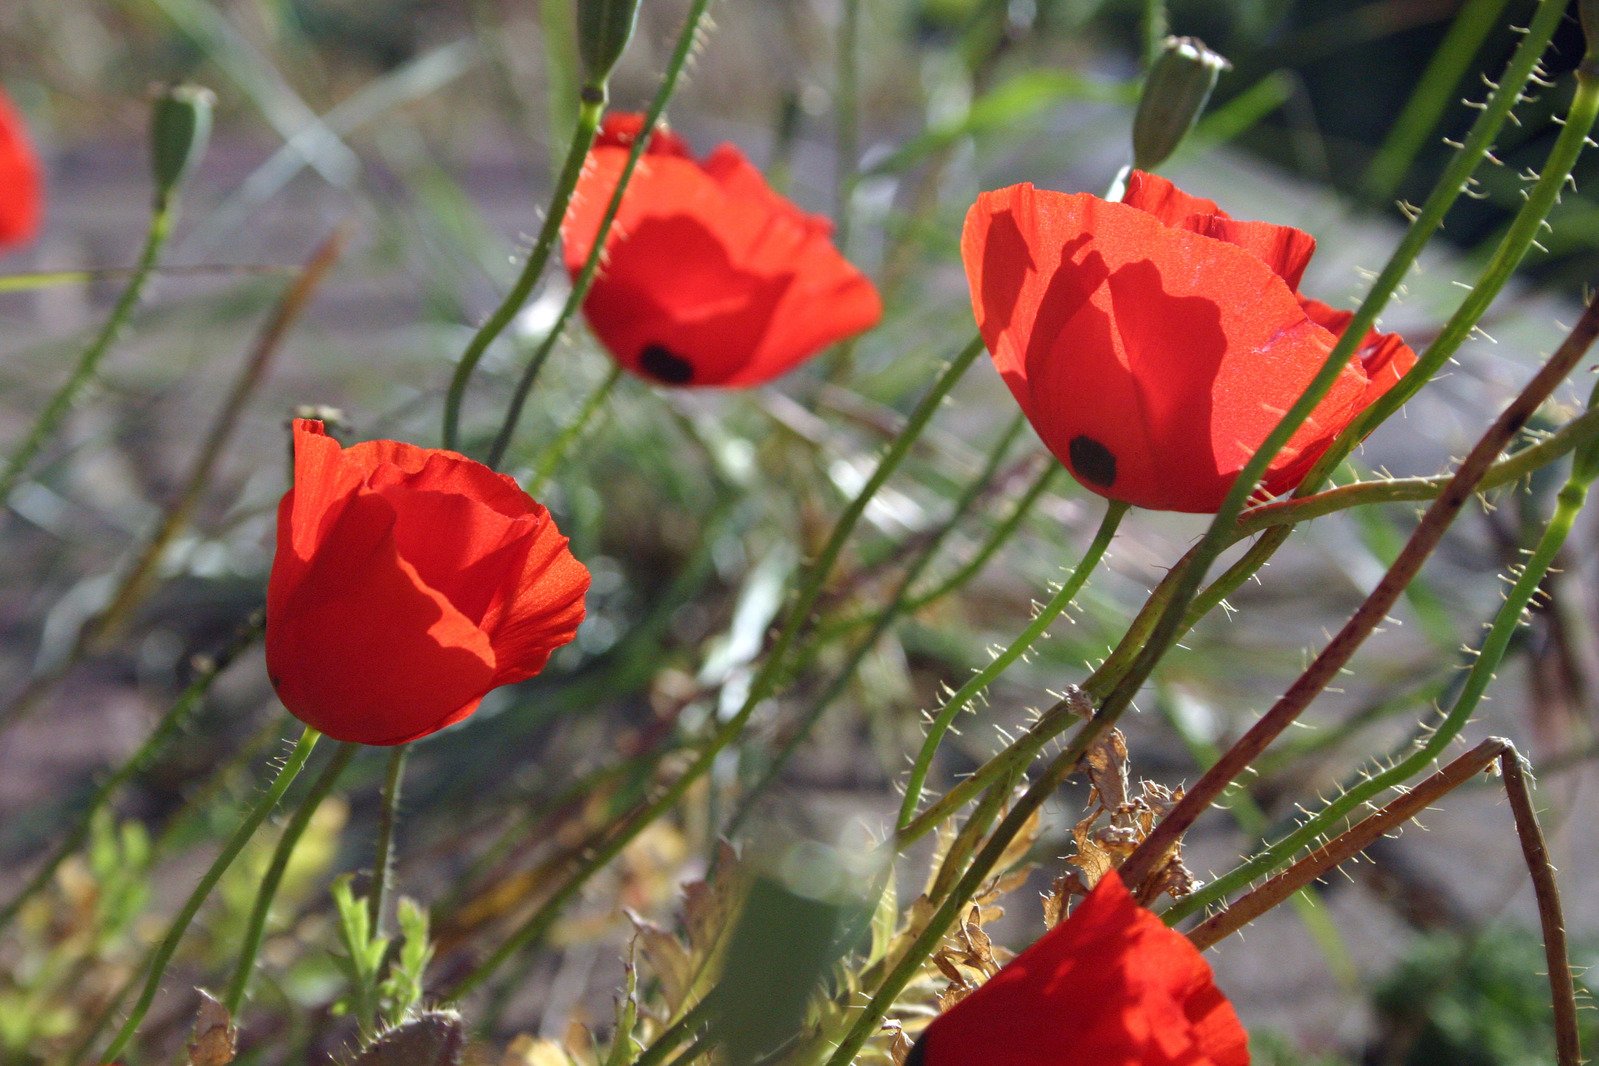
2;1;1598;1062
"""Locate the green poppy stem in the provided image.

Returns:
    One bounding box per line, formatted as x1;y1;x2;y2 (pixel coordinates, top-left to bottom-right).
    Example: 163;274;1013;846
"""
0;199;174;512
441;84;607;453
483;0;715;470
0;614;264;936
369;744;410;934
96;726;321;1063
896;498;1128;830
223;740;358;1014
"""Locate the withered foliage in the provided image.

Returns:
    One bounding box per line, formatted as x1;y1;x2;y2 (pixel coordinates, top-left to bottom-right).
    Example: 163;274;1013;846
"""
1045;726;1199;923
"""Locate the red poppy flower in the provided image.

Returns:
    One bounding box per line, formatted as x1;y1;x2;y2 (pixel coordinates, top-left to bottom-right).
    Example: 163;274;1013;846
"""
909;871;1249;1066
0;89;42;250
561;113;882;387
266;420;590;745
961;171;1415;513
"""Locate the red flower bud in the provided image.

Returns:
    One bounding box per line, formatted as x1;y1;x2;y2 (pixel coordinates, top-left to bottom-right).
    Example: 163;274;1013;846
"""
0;89;42;251
562;114;882;388
910;871;1249;1066
961;171;1416;513
266;420;589;745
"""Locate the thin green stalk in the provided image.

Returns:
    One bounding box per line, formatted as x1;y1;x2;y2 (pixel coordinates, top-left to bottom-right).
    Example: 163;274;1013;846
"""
1155;689;1359;991
1361;0;1512;202
1167;405;1599;927
0;614;265;935
827;732;1083;1064
0;202;175;509
446;338;982;1000
1079;0;1569;707
527;364;622;493
725;411;1029;836
633;997;714;1066
816;461;1061;641
95;726;321;1063
442;86;607;451
485;0;715;469
93;226;347;647
1093;0;1572;738
369;744;410;934
223;740;358;1013
1309;43;1599;489
897;499;1127;829
835;0;862;252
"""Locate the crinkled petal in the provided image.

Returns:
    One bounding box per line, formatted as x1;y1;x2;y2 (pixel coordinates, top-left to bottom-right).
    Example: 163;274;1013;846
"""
267;490;496;746
915;873;1249;1066
963;183;1368;512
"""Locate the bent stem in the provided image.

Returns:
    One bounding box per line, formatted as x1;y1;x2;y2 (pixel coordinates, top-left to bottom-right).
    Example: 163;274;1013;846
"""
1163;388;1599;924
0;613;265;935
1078;0;1571;711
526;364;622;494
442;84;607;452
1183;739;1579;1066
485;0;715;469
446;337;982;1001
96;726;321;1063
370;744;411;934
724;411;1030;836
1119;290;1599;897
224;740;358;1014
0;200;174;512
897;498;1127;829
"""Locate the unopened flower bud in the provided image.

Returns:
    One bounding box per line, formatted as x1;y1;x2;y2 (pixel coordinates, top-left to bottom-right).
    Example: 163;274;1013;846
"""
1131;36;1230;172
150;83;214;206
577;0;642;86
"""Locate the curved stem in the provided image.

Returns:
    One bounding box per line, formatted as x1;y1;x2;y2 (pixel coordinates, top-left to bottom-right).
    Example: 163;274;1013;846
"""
1120;70;1599;897
223;740;358;1013
96;726;321;1063
1080;0;1571;719
442;85;607;452
527;364;622;494
446;338;982;1000
897;498;1127;829
0;199;174;510
725;411;1029;836
0;613;265;934
485;0;715;469
370;744;411;934
1165;432;1595;925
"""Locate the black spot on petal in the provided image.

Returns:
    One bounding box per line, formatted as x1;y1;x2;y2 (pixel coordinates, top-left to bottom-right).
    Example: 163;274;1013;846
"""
639;344;695;384
1068;435;1117;488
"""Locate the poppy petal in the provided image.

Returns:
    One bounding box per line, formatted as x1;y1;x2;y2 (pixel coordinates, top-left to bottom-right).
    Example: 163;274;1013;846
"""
267;490;497;746
915;872;1249;1066
564;114;880;387
963;183;1371;512
0;91;42;250
482;517;590;686
1122;169;1224;226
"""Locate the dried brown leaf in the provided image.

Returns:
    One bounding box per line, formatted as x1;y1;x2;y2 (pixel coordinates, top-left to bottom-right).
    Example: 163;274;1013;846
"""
186;990;235;1066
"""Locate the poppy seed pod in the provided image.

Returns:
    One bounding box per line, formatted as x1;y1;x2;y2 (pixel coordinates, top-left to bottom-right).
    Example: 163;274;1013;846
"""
150;83;214;207
1131;36;1230;172
909;871;1249;1066
0;88;42;250
562;114;882;387
576;0;642;85
962;171;1416;512
266;420;590;745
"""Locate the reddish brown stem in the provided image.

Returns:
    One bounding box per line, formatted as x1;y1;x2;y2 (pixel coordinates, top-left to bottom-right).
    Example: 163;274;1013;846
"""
1118;294;1599;893
1186;738;1579;1066
1187;738;1510;949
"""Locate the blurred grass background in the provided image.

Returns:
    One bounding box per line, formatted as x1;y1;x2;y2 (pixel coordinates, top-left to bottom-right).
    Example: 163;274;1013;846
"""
2;0;1599;1062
